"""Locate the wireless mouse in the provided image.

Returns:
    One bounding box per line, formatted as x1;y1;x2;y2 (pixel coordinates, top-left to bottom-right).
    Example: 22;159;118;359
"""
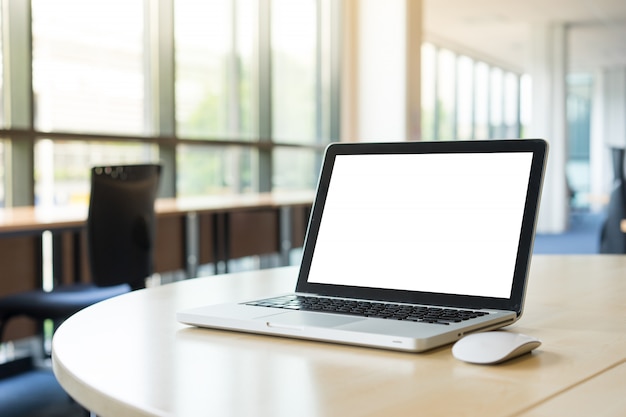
452;331;541;365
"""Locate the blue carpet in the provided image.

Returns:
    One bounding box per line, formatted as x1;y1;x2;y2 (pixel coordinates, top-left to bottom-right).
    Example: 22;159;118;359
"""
533;212;604;254
0;368;85;417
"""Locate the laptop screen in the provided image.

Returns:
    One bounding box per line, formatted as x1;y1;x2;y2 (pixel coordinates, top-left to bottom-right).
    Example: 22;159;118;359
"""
306;152;533;299
296;139;547;313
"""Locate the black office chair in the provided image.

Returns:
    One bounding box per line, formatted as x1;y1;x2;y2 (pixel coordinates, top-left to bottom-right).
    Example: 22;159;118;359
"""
600;148;626;253
0;164;161;342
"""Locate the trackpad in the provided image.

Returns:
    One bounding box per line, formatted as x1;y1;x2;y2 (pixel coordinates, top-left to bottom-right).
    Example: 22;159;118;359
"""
261;311;363;328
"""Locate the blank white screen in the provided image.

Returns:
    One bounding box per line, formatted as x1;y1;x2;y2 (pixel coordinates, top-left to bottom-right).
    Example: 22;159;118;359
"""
307;152;533;298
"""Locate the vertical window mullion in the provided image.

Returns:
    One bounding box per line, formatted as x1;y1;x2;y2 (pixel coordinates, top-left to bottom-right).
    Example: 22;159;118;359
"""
486;65;492;139
3;0;34;206
257;0;272;192
516;74;522;137
433;46;440;141
470;61;476;140
228;0;240;135
452;53;458;139
501;72;506;138
328;0;341;143
146;0;176;198
315;0;323;144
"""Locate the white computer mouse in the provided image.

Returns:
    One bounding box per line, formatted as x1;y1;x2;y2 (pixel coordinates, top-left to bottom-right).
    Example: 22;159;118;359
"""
452;331;541;365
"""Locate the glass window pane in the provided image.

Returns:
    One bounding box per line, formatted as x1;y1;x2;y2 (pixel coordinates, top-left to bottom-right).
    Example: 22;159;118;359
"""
235;0;257;139
273;148;321;191
474;62;489;140
32;0;145;135
271;0;317;144
421;43;436;140
567;73;593;209
34;140;159;207
177;145;256;196
489;67;504;138
520;74;532;138
504;72;520;138
456;55;474;140
318;0;333;142
437;49;455;140
175;0;256;140
567;74;592;161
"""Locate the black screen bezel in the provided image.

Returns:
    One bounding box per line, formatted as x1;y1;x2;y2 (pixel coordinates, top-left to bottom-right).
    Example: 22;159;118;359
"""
295;139;548;316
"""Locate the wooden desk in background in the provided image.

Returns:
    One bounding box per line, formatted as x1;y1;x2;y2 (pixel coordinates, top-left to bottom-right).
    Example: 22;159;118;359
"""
52;255;626;417
0;192;313;341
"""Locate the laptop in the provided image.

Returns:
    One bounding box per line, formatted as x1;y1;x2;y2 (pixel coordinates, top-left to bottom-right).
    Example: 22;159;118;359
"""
177;139;548;352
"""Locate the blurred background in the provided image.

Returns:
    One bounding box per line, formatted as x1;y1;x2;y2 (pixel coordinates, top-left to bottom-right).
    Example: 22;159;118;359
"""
0;0;625;253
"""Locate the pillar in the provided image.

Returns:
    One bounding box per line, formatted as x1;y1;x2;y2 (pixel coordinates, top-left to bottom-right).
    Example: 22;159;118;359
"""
341;0;422;142
528;23;569;233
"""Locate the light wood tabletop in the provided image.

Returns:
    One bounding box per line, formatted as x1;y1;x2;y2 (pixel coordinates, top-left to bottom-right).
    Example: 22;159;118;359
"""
52;255;626;417
0;192;314;235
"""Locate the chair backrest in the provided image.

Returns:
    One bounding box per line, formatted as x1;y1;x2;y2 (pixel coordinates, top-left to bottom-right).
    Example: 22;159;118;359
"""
87;164;161;289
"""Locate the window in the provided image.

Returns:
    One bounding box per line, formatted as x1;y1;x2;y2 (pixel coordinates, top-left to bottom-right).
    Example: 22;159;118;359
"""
520;74;532;137
473;62;490;140
32;0;153;207
421;43;522;142
271;0;317;144
273;148;321;191
271;0;328;190
174;0;258;196
566;73;593;209
489;68;504;138
456;55;474;140
32;0;145;134
436;49;456;140
34;140;158;206
177;145;256;195
175;0;256;141
0;1;339;207
504;72;520;138
421;43;436;140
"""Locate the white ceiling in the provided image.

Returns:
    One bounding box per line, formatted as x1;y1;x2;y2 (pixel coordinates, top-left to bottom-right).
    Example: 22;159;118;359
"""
424;0;626;73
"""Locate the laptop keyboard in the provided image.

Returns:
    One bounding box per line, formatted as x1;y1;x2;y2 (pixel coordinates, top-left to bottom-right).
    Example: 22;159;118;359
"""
245;295;489;325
